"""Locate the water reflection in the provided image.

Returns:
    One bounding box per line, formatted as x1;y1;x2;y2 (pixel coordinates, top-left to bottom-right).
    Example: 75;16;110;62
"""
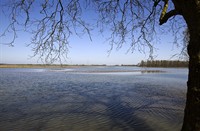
0;67;187;131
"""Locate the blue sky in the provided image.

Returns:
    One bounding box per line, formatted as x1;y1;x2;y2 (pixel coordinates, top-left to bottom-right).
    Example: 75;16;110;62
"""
0;1;186;65
0;29;184;65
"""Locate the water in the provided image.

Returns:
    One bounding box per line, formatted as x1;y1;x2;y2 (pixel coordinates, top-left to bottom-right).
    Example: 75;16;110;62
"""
0;66;187;131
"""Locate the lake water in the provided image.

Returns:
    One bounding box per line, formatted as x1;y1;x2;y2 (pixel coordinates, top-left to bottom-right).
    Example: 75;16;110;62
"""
0;66;187;131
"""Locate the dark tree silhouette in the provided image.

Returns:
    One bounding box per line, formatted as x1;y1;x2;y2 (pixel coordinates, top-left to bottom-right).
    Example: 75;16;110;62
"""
1;0;200;130
139;60;188;67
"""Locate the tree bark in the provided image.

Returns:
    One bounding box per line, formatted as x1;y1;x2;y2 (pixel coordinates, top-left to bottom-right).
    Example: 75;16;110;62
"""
180;1;200;130
182;29;200;131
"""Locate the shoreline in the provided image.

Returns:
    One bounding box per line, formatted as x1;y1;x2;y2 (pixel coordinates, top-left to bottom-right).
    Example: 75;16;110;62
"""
0;64;100;68
0;64;188;69
0;64;166;74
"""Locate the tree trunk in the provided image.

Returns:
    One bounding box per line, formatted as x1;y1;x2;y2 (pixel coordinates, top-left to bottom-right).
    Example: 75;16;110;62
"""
182;31;200;131
181;1;200;130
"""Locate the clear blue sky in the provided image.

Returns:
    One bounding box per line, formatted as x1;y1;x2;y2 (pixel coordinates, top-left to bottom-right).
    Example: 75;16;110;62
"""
0;1;186;65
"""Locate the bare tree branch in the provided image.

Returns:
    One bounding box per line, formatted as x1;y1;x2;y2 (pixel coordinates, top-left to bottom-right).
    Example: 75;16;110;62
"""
0;0;185;62
159;9;181;25
92;0;164;58
1;0;93;63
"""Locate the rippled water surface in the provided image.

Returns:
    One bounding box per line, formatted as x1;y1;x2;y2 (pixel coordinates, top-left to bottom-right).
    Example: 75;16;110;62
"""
0;66;187;131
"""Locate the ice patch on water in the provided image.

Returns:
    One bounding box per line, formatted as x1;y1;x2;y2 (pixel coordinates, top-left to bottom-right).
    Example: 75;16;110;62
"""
46;68;74;72
81;71;142;75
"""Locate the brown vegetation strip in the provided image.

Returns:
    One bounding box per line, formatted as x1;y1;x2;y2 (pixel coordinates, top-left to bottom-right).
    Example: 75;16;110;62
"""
0;64;80;68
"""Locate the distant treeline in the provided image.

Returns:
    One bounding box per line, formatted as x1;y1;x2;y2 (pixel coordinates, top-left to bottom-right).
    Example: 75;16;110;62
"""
139;60;188;67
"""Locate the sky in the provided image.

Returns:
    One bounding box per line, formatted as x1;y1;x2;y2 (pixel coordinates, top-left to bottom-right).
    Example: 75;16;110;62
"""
0;1;186;65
